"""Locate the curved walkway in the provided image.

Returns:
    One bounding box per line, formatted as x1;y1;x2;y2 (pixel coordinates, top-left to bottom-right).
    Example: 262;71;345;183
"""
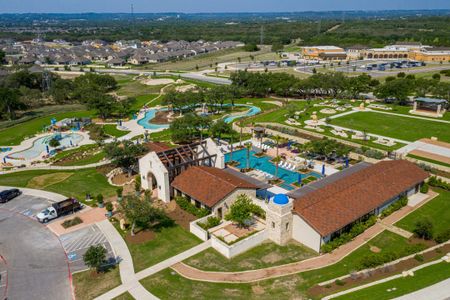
0;160;111;175
171;192;436;283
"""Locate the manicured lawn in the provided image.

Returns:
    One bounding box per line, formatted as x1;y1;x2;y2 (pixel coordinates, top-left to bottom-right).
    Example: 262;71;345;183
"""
331;111;450;142
0;110;93;146
184;240;317;272
73;267;121;300
116;79;165;97
51;144;106;166
134;94;160;110
334;261;450;300
116;224;201;273
406;154;450;168
112;292;135;300
0;168;116;202
396;189;450;237
142;231;423;299
103;124;131;138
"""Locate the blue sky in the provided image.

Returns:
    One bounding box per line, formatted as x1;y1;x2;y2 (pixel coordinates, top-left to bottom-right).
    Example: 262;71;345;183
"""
0;0;449;13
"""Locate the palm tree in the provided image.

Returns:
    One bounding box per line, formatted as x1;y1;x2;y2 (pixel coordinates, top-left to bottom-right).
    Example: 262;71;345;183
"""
273;135;282;158
245;142;252;169
273;156;281;179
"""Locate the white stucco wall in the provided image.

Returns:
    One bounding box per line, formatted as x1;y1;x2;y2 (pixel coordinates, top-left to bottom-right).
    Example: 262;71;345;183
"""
211;229;267;259
292;214;322;253
189;214;212;241
138;152;170;202
211;189;257;218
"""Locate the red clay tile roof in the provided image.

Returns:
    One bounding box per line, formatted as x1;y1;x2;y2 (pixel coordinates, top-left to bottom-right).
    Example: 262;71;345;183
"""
292;160;428;237
144;142;171;153
171;166;258;207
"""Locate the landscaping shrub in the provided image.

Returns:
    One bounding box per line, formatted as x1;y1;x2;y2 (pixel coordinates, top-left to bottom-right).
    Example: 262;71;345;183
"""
420;182;429;194
428;176;450;191
321;215;377;253
335;279;345;286
225;194;266;227
413;218;434;240
175;196;210;218
380;196;408;219
435;229;450;243
62;216;83;228
357;243;425;270
414;254;424;262
198;216;221;230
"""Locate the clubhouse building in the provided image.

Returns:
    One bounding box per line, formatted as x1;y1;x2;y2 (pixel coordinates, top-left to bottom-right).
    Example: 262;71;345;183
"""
139;141;428;253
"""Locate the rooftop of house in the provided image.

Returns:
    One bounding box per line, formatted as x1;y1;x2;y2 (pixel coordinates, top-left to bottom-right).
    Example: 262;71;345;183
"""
171;166;258;208
292;160;428;237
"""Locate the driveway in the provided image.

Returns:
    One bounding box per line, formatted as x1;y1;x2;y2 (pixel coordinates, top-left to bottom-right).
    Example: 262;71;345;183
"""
0;207;72;300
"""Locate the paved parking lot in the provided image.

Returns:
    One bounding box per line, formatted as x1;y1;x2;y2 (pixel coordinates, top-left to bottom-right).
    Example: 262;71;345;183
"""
0;191;115;298
60;224;114;273
0;193;54;220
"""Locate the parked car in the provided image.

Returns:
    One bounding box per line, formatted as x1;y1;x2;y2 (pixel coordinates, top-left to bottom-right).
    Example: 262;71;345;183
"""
0;188;22;203
36;198;82;223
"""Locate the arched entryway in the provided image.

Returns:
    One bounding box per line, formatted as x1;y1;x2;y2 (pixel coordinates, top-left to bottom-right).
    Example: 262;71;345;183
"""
147;172;158;198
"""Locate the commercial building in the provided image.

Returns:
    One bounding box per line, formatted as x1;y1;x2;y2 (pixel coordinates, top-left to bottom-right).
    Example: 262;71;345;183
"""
301;46;347;61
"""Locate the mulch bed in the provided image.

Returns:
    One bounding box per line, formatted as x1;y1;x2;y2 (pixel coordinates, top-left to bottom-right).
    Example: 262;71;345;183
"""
111;173;134;185
125;230;156;244
308;243;450;298
152;111;171;125
165;201;197;230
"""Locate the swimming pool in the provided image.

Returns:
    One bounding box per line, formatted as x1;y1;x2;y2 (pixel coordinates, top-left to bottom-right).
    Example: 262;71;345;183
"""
225;149;321;190
137;108;171;130
9;133;84;160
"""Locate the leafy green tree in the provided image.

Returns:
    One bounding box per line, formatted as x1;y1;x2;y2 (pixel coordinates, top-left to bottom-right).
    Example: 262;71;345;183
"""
210;119;232;140
0;87;25;120
413;218;434;240
225;194;265;227
120;195;167;235
271;42;284;52
83;245;107;273
85;92;117;119
374;79;412;105
104;140;146;174
243;43;259;52
48;138;60;148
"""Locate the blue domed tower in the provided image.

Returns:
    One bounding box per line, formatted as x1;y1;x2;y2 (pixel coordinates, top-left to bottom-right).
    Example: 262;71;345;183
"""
267;194;293;245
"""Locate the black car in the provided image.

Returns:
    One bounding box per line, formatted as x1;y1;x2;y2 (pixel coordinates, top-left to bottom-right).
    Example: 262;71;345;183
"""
0;189;22;203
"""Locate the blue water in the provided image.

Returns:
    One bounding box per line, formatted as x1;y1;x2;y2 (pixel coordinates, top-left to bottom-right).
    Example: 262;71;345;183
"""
9;133;84;160
137;108;170;130
137;104;261;130
223;104;261;123
225;149;321;190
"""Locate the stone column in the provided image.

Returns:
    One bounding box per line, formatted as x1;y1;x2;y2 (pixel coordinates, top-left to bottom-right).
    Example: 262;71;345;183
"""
413;101;417;111
437;104;441;116
266;199;294;246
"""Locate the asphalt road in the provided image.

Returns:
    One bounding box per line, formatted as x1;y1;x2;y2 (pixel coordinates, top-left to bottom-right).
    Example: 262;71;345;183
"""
0;205;72;300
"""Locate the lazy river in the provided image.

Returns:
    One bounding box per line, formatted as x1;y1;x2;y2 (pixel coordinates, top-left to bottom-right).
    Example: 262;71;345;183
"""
137;104;261;130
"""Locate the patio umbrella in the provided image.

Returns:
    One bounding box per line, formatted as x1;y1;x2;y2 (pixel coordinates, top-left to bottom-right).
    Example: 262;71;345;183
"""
3;157;6;163
322;164;326;176
345;157;349;168
119;120;122;126
298;173;302;185
70;140;73;146
46;145;50;154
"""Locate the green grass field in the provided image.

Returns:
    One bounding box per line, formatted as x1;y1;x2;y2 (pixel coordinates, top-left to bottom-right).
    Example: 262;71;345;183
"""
0;110;93;146
331;111;450;142
184;240;317;272
396;189;450;238
0;168;115;201
73;267;121;300
112;292;135;300
142;231;421;299
103;124;130;138
112;222;201;273
334;261;450;300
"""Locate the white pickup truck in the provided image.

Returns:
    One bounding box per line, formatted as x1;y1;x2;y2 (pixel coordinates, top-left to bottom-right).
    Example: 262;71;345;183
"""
36;198;82;223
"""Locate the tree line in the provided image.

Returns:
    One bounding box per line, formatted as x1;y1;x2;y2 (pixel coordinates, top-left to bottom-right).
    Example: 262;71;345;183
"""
0;70;135;120
230;71;450;103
